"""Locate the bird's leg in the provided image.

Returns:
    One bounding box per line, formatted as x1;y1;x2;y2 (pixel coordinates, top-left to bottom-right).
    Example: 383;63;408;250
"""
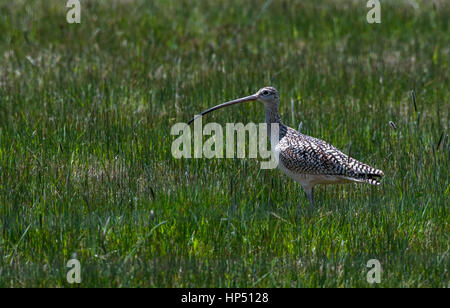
305;186;315;206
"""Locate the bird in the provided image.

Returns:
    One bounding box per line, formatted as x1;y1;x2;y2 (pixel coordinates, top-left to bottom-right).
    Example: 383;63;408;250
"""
188;87;384;206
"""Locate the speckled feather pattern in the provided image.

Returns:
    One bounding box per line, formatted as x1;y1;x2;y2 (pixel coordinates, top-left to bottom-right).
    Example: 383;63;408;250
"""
276;125;384;185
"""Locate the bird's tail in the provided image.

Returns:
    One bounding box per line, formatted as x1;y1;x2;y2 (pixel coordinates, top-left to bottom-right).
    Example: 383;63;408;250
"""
346;168;384;185
345;160;384;185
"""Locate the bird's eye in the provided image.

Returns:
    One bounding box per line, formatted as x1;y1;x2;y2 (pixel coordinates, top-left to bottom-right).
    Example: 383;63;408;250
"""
262;90;269;96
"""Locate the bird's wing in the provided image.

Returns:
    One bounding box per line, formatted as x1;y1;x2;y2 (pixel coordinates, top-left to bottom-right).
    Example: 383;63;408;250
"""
277;128;383;184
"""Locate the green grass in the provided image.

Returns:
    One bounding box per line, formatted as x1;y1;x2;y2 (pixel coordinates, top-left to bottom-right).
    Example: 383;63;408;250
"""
0;0;448;287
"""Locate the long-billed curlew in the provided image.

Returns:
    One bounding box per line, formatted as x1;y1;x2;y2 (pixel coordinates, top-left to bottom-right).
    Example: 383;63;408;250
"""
188;87;384;205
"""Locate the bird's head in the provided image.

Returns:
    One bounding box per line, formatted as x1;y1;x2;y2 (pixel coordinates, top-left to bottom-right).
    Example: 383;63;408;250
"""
188;86;279;124
255;87;279;105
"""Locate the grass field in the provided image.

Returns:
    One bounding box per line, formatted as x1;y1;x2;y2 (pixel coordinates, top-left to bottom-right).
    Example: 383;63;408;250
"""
0;0;448;287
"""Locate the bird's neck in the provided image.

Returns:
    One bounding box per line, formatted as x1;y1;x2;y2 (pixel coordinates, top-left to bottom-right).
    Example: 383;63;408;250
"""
264;104;281;124
264;104;286;141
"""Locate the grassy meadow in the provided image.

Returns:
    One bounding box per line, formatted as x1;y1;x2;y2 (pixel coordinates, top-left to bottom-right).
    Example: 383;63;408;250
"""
0;0;448;287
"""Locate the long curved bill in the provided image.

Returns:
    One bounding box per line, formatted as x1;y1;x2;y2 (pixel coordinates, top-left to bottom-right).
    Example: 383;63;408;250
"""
188;95;258;125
